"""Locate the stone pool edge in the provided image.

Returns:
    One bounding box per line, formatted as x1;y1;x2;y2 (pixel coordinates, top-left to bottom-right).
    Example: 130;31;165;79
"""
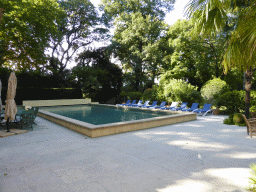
38;104;197;138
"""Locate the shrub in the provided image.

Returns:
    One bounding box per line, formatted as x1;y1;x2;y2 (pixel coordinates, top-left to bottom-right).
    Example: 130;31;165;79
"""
223;117;233;125
201;78;229;105
250;91;256;107
222;67;243;91
247;163;256;192
223;113;245;126
142;88;153;102
159;78;202;106
142;85;161;102
127;92;142;101
233;113;244;124
217;90;245;114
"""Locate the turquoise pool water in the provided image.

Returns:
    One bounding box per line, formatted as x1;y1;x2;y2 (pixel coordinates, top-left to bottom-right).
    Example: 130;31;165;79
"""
40;105;170;125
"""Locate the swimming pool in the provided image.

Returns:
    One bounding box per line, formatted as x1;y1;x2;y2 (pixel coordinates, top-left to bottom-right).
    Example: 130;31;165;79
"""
38;104;197;137
40;105;171;125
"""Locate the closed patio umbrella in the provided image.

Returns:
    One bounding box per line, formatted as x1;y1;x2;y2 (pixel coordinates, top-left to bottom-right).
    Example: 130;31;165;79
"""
5;72;17;132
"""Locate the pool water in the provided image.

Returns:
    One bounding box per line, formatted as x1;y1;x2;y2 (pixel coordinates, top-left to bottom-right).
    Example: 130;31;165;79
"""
40;105;170;125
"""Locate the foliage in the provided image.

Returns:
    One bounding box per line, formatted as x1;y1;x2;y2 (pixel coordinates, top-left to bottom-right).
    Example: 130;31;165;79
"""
223;113;245;126
47;0;106;79
222;67;244;91
127;92;142;101
159;76;202;106
141;85;162;103
100;0;175;26
185;0;256;118
72;49;123;102
100;0;175;91
0;0;65;68
233;113;245;125
250;91;256;107
185;0;256;71
120;91;127;97
217;90;245;114
223;115;234;125
247;163;256;192
163;19;226;88
200;78;229;105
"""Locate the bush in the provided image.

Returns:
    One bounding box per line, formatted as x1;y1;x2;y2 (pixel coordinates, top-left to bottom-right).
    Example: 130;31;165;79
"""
233;113;244;124
127;92;142;101
223;116;233;125
159;78;203;106
201;78;229;105
247;163;256;192
250;91;256;107
217;90;245;114
222;67;243;91
223;113;245;126
142;85;161;102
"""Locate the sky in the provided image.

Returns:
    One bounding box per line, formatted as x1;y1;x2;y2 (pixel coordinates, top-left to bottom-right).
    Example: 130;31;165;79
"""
67;0;191;69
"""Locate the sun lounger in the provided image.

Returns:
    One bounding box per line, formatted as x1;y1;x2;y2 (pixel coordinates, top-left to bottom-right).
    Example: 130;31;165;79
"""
181;103;199;112
130;100;143;107
150;101;166;109
170;102;188;111
193;104;212;116
143;101;158;108
116;100;131;106
161;102;178;110
138;101;150;108
126;100;138;107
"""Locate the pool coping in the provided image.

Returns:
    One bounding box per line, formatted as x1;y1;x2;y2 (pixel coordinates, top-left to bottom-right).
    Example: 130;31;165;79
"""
38;104;197;138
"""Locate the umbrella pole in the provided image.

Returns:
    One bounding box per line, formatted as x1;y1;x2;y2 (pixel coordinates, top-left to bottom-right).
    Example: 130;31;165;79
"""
6;118;10;132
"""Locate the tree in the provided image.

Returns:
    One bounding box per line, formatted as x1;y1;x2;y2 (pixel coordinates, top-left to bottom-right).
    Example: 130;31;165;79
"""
47;0;109;85
164;19;226;88
72;48;123;102
0;0;65;68
185;0;256;118
100;0;175;91
47;0;111;87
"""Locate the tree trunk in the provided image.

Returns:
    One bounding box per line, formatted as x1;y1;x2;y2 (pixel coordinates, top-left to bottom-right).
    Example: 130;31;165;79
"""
135;64;141;91
244;67;252;118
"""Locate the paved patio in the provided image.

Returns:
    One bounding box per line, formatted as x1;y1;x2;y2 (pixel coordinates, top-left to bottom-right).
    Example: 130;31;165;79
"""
0;115;255;192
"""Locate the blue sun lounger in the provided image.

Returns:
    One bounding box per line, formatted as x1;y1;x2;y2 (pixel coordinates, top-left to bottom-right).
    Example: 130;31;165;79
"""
143;101;158;108
193;104;212;116
161;102;178;110
126;100;138;107
150;101;166;109
170;102;188;111
138;100;150;108
130;100;143;107
181;103;199;112
116;100;131;106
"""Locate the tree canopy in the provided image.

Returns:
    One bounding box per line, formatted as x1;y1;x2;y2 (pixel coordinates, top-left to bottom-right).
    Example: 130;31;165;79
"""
100;0;175;91
0;0;65;68
185;0;256;71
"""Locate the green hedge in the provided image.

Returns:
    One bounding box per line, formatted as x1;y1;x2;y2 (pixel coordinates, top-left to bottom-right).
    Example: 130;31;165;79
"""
1;88;83;105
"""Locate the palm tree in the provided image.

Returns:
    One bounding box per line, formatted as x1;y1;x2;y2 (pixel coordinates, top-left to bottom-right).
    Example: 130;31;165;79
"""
185;0;256;118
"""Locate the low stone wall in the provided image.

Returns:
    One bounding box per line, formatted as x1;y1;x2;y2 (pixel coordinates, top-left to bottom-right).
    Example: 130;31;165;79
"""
38;104;197;138
23;99;91;107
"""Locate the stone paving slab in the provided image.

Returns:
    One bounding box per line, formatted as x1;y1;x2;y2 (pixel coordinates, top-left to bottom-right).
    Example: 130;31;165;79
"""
0;129;28;137
0;115;255;192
